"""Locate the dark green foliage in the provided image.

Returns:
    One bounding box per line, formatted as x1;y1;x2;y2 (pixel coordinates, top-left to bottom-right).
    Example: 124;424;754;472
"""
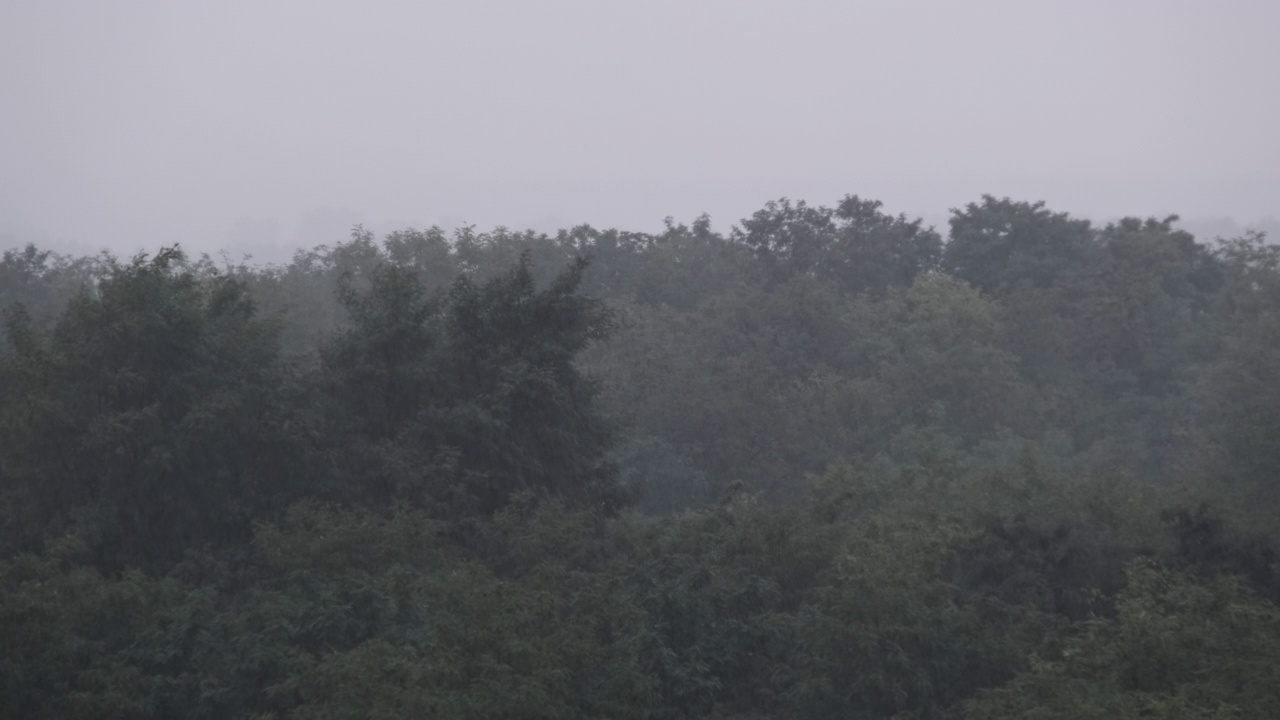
1198;232;1280;495
562;217;754;310
1162;504;1280;603
0;535;222;719
3;193;1280;718
439;254;618;511
787;515;1022;719
0;247;305;571
949;516;1133;621
1076;216;1222;391
619;496;835;717
325;263;439;443
0;504;662;720
319;250;620;515
733;195;942;296
962;559;1280;719
943;195;1097;295
0;244;103;353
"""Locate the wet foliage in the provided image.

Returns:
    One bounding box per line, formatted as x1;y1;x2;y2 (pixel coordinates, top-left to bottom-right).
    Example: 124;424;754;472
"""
3;195;1278;718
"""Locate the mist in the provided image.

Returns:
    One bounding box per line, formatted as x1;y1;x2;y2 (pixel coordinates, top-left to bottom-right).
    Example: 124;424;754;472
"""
3;0;1278;263
9;4;1280;716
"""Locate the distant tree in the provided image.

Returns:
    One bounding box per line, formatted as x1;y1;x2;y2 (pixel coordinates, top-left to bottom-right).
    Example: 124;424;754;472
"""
0;244;103;353
382;225;461;292
0;247;305;570
734;195;941;296
1076;216;1221;385
827;195;944;296
963;559;1280;719
943;195;1097;295
734;197;835;282
843;273;1037;447
1200;232;1280;495
453;225;574;286
563;216;756;309
439;253;619;511
323;263;440;443
320;251;621;514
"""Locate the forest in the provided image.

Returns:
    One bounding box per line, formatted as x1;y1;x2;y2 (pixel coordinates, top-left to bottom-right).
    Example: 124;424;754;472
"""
2;194;1279;719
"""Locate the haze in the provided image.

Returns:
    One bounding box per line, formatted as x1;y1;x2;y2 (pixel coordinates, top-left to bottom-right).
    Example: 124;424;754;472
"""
3;0;1278;263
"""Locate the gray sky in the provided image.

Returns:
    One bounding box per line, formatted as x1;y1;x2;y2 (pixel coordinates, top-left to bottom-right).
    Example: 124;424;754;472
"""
2;0;1278;263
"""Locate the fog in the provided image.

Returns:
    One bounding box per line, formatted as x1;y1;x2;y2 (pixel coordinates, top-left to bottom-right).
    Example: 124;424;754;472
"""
3;0;1278;263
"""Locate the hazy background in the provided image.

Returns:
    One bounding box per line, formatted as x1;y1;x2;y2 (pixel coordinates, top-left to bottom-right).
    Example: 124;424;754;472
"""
2;0;1277;264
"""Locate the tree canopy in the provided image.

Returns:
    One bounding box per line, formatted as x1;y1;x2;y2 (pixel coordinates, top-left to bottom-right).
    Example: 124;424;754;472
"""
2;195;1278;718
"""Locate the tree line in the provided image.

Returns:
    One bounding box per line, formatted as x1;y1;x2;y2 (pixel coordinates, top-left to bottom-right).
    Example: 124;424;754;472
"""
2;195;1278;718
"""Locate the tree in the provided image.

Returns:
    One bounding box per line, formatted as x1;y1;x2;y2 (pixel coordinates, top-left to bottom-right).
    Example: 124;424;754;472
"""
320;250;621;514
438;253;620;512
733;195;941;296
0;247;304;570
827;195;943;296
943;195;1097;295
1200;231;1280;496
963;559;1280;719
0;244;103;354
323;263;440;443
1076;216;1221;387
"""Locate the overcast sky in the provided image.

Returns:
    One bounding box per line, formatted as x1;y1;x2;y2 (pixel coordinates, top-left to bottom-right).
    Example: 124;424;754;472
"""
2;1;1277;263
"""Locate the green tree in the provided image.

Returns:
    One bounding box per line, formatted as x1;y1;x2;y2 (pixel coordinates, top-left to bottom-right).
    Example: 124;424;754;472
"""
943;195;1097;296
439;253;619;512
1199;232;1280;498
320;251;621;514
963;559;1280;719
733;195;941;296
1077;216;1221;387
0;247;304;570
0;244;103;353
